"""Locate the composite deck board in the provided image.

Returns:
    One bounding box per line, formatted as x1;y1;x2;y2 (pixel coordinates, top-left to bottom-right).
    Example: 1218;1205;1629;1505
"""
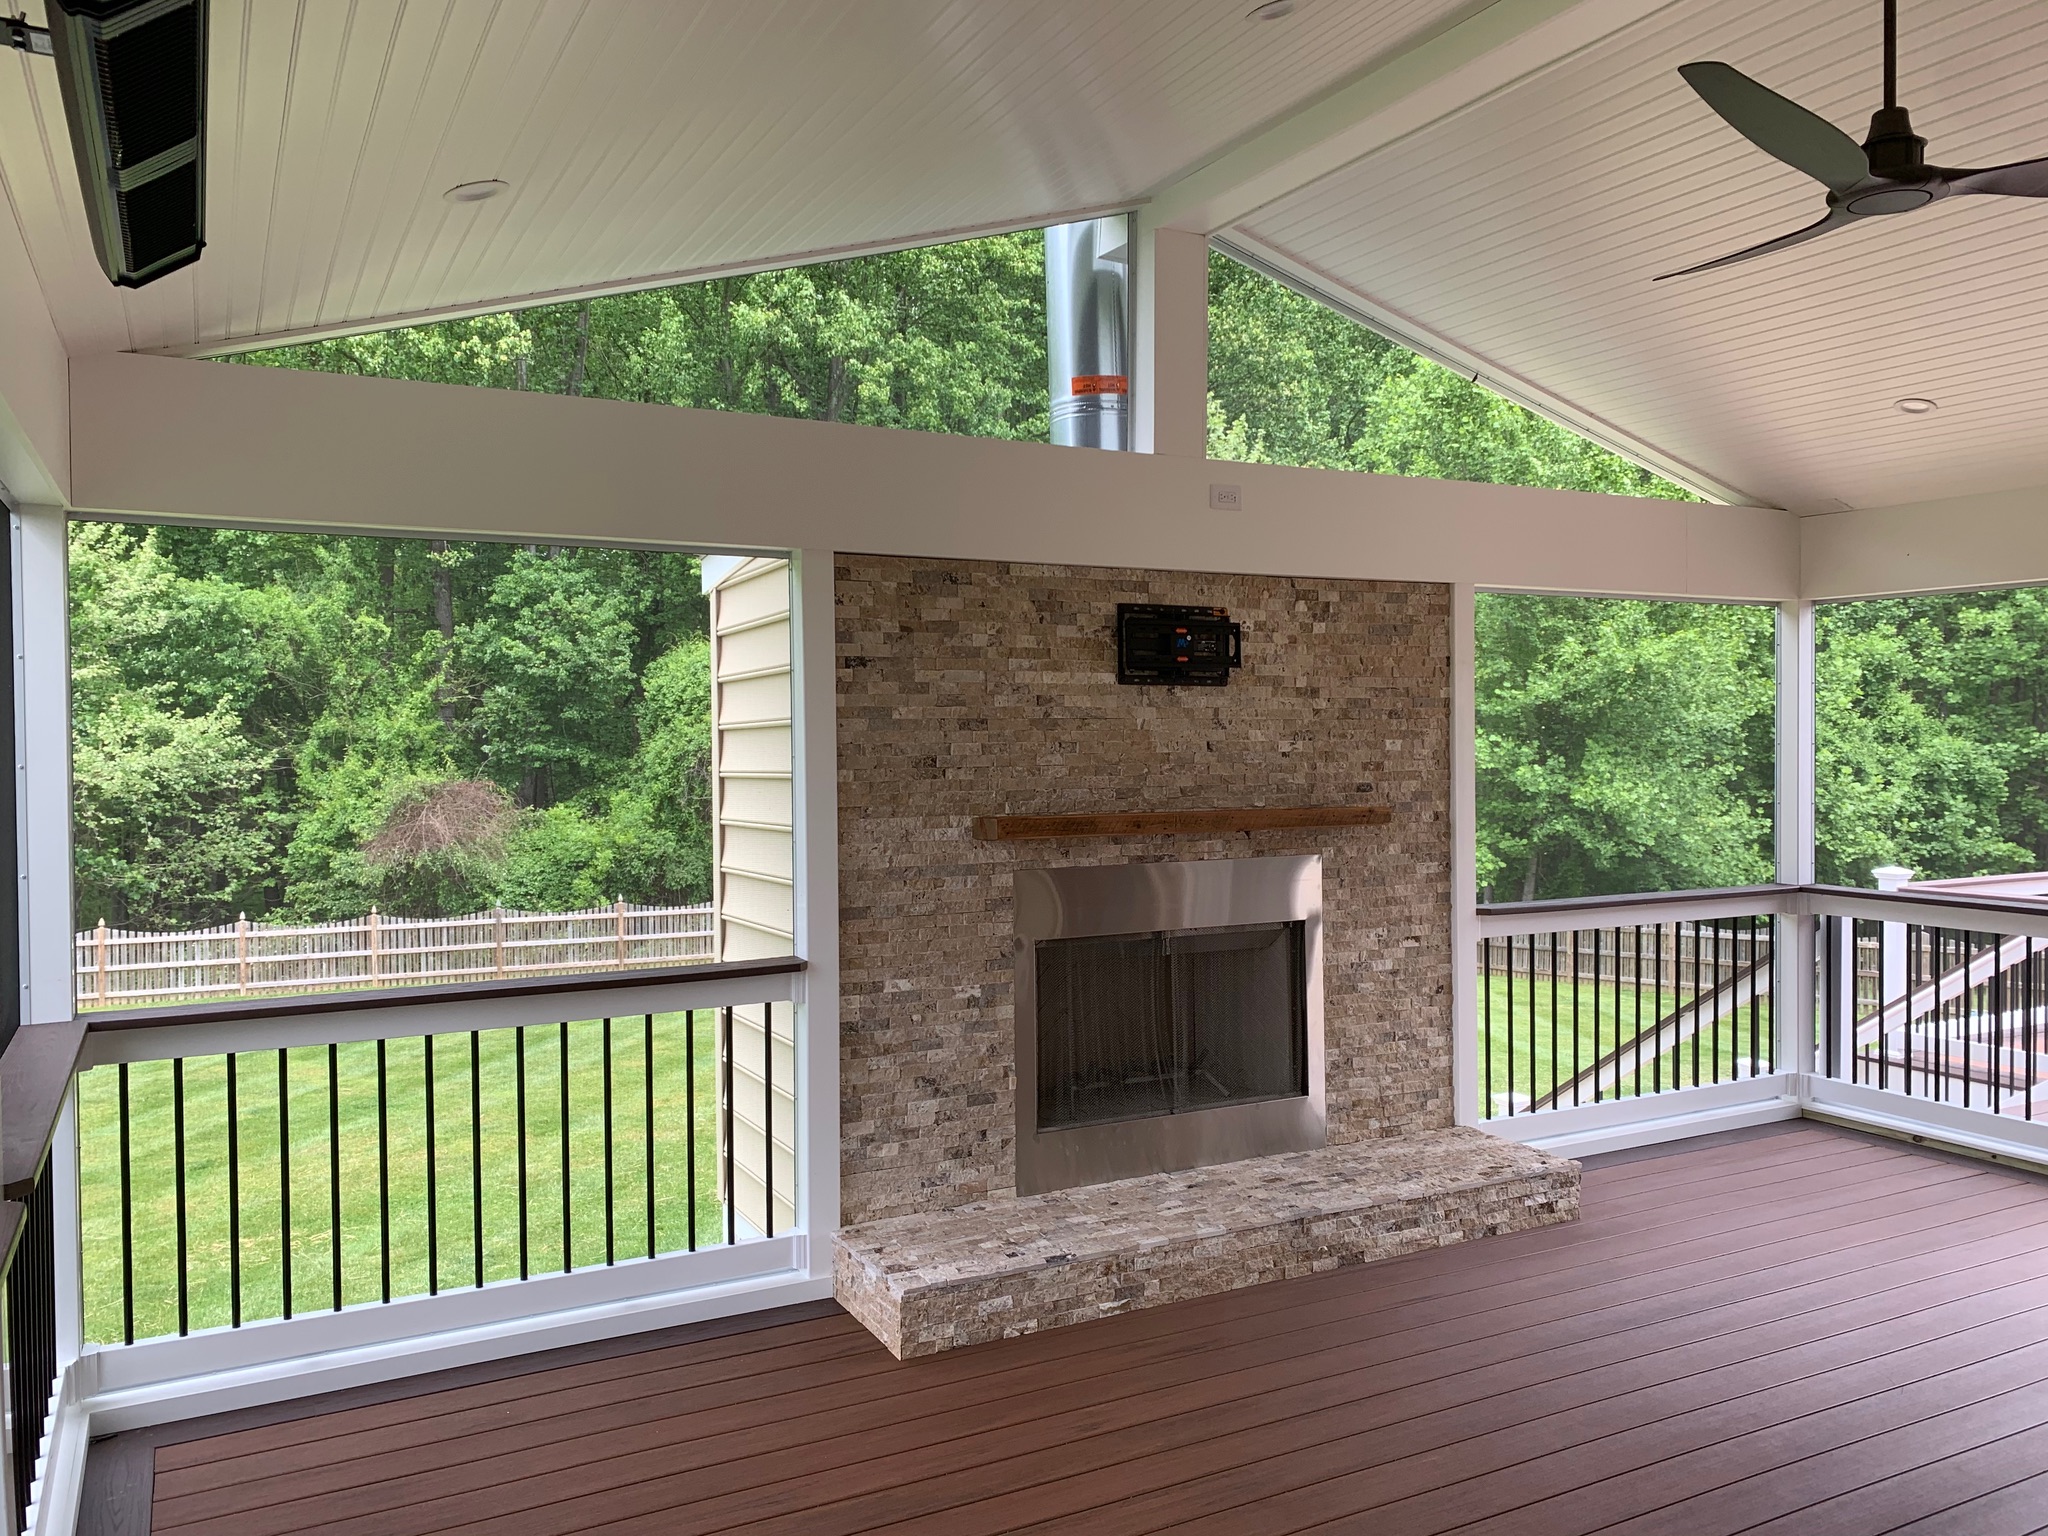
117;1123;2048;1536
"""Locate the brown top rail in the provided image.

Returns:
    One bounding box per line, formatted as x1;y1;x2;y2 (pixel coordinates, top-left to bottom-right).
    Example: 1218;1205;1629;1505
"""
79;956;806;1032
1479;883;2048;939
1477;885;1788;920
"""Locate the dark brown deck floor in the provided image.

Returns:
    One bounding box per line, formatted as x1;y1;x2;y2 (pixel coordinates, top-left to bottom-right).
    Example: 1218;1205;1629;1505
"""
86;1121;2048;1535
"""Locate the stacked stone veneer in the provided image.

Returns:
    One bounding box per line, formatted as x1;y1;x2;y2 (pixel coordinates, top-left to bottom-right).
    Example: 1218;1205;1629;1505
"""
836;554;1454;1225
836;1127;1579;1358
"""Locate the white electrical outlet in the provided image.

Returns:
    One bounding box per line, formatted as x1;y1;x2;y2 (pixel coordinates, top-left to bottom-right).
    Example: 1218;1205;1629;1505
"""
1209;483;1243;511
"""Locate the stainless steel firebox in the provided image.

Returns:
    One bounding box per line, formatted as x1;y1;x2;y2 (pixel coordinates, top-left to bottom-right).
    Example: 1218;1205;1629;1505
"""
1014;854;1325;1195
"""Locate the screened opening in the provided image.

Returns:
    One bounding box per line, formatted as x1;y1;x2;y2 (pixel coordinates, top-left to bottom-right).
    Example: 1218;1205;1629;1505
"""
1206;249;1697;501
69;523;790;1008
1817;587;2048;888
1475;594;1776;902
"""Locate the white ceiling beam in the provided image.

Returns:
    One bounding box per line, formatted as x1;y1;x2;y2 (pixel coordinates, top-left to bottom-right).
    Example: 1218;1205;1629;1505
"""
1144;0;1681;234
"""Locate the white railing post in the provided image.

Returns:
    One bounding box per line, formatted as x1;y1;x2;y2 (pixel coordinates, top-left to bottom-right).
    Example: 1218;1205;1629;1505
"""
236;911;250;995
1450;582;1480;1127
1775;600;1817;1084
367;906;380;985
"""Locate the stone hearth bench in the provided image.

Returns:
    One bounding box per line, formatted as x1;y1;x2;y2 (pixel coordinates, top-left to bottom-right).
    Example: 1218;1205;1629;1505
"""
834;1126;1580;1358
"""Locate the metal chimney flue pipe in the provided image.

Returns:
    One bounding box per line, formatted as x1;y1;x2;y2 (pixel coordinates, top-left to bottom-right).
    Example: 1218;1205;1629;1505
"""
1046;216;1130;450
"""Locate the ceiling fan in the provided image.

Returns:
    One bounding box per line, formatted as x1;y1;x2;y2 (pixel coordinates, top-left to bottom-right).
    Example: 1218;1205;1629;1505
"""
1658;0;2048;278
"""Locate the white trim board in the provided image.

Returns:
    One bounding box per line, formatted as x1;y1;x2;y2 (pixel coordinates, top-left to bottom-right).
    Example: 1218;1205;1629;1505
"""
1483;1074;1801;1158
79;1256;827;1434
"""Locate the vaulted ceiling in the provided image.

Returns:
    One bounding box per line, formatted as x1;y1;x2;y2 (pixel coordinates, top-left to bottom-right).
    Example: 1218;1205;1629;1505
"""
0;0;1473;356
5;0;2048;514
1232;0;2048;512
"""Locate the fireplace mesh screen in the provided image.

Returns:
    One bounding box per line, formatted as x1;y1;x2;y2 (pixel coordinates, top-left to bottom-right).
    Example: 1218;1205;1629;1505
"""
1033;921;1307;1132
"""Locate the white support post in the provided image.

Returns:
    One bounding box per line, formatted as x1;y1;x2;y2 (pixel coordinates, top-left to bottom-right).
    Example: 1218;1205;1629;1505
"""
15;503;71;1025
787;548;839;1277
1775;600;1818;1083
1129;218;1210;458
1450;583;1480;1126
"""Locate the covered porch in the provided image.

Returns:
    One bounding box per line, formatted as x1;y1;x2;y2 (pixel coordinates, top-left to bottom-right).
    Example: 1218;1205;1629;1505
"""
87;1123;2048;1536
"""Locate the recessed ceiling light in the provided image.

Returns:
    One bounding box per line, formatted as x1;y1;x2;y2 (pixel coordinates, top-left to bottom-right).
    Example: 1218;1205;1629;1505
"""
1894;397;1939;416
1247;0;1297;19
443;180;510;205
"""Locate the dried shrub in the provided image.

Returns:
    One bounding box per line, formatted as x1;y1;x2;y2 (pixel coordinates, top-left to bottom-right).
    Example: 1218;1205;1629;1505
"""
363;779;514;868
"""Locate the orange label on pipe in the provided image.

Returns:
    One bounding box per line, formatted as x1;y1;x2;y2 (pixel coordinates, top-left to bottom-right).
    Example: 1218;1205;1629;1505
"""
1070;374;1128;395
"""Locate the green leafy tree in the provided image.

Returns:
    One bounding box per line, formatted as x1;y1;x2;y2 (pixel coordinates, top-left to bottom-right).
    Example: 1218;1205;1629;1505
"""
1816;593;2048;885
1476;597;1775;900
1206;252;1692;500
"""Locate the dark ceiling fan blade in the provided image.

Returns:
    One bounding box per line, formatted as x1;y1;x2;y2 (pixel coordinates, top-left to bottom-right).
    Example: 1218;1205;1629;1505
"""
1945;155;2048;197
1654;206;1856;280
1678;62;1871;192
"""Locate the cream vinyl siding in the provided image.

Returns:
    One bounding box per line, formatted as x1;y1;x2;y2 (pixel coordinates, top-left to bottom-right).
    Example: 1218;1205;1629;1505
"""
709;557;797;1238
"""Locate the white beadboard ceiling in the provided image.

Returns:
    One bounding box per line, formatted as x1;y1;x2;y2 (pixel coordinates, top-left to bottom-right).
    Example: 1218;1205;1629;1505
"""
1236;0;2048;512
0;0;1478;359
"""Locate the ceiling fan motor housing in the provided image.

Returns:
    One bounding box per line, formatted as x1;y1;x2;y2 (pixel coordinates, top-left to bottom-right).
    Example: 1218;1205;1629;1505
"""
1863;106;1928;179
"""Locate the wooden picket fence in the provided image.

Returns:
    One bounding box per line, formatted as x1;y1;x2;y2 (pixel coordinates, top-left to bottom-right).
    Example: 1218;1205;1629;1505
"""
76;901;716;1009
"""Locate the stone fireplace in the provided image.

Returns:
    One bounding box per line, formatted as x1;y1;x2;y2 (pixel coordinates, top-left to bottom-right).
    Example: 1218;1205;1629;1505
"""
1014;853;1324;1194
831;554;1578;1356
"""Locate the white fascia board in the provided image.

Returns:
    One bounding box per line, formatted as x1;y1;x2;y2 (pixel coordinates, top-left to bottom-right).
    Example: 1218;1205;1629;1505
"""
1144;0;1680;235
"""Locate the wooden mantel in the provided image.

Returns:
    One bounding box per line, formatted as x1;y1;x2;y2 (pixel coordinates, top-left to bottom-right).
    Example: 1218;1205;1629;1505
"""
971;805;1392;841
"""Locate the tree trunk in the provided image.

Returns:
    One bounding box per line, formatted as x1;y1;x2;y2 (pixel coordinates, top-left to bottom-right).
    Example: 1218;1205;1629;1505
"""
824;355;849;422
564;301;592;397
1520;852;1540;903
429;539;457;730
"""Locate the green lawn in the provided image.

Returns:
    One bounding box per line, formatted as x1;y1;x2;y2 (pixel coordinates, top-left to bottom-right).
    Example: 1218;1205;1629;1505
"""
79;1011;725;1345
1480;975;1774;1116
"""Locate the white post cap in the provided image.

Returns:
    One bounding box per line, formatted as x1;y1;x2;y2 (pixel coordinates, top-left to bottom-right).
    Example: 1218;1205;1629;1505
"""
1872;864;1916;892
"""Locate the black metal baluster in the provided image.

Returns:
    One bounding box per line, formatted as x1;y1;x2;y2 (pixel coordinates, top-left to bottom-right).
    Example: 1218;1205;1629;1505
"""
173;1057;188;1336
604;1018;617;1266
377;1036;391;1304
228;1052;243;1328
1691;921;1704;1089
1987;929;2000;1110
560;1019;572;1274
278;1048;293;1320
1482;938;1494;1118
470;1031;484;1289
1570;929;1582;1107
1630;926;1645;1101
1526;934;1538;1108
118;1063;134;1346
1653;925;1665;1093
426;1033;439;1293
646;1013;659;1258
2026;937;2038;1122
685;1010;697;1250
517;1024;530;1281
2029;938;2038;1122
723;1007;737;1247
1548;932;1559;1109
764;1004;776;1239
1903;924;1918;1099
1503;937;1515;1114
1755;918;1767;1072
328;1041;342;1311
